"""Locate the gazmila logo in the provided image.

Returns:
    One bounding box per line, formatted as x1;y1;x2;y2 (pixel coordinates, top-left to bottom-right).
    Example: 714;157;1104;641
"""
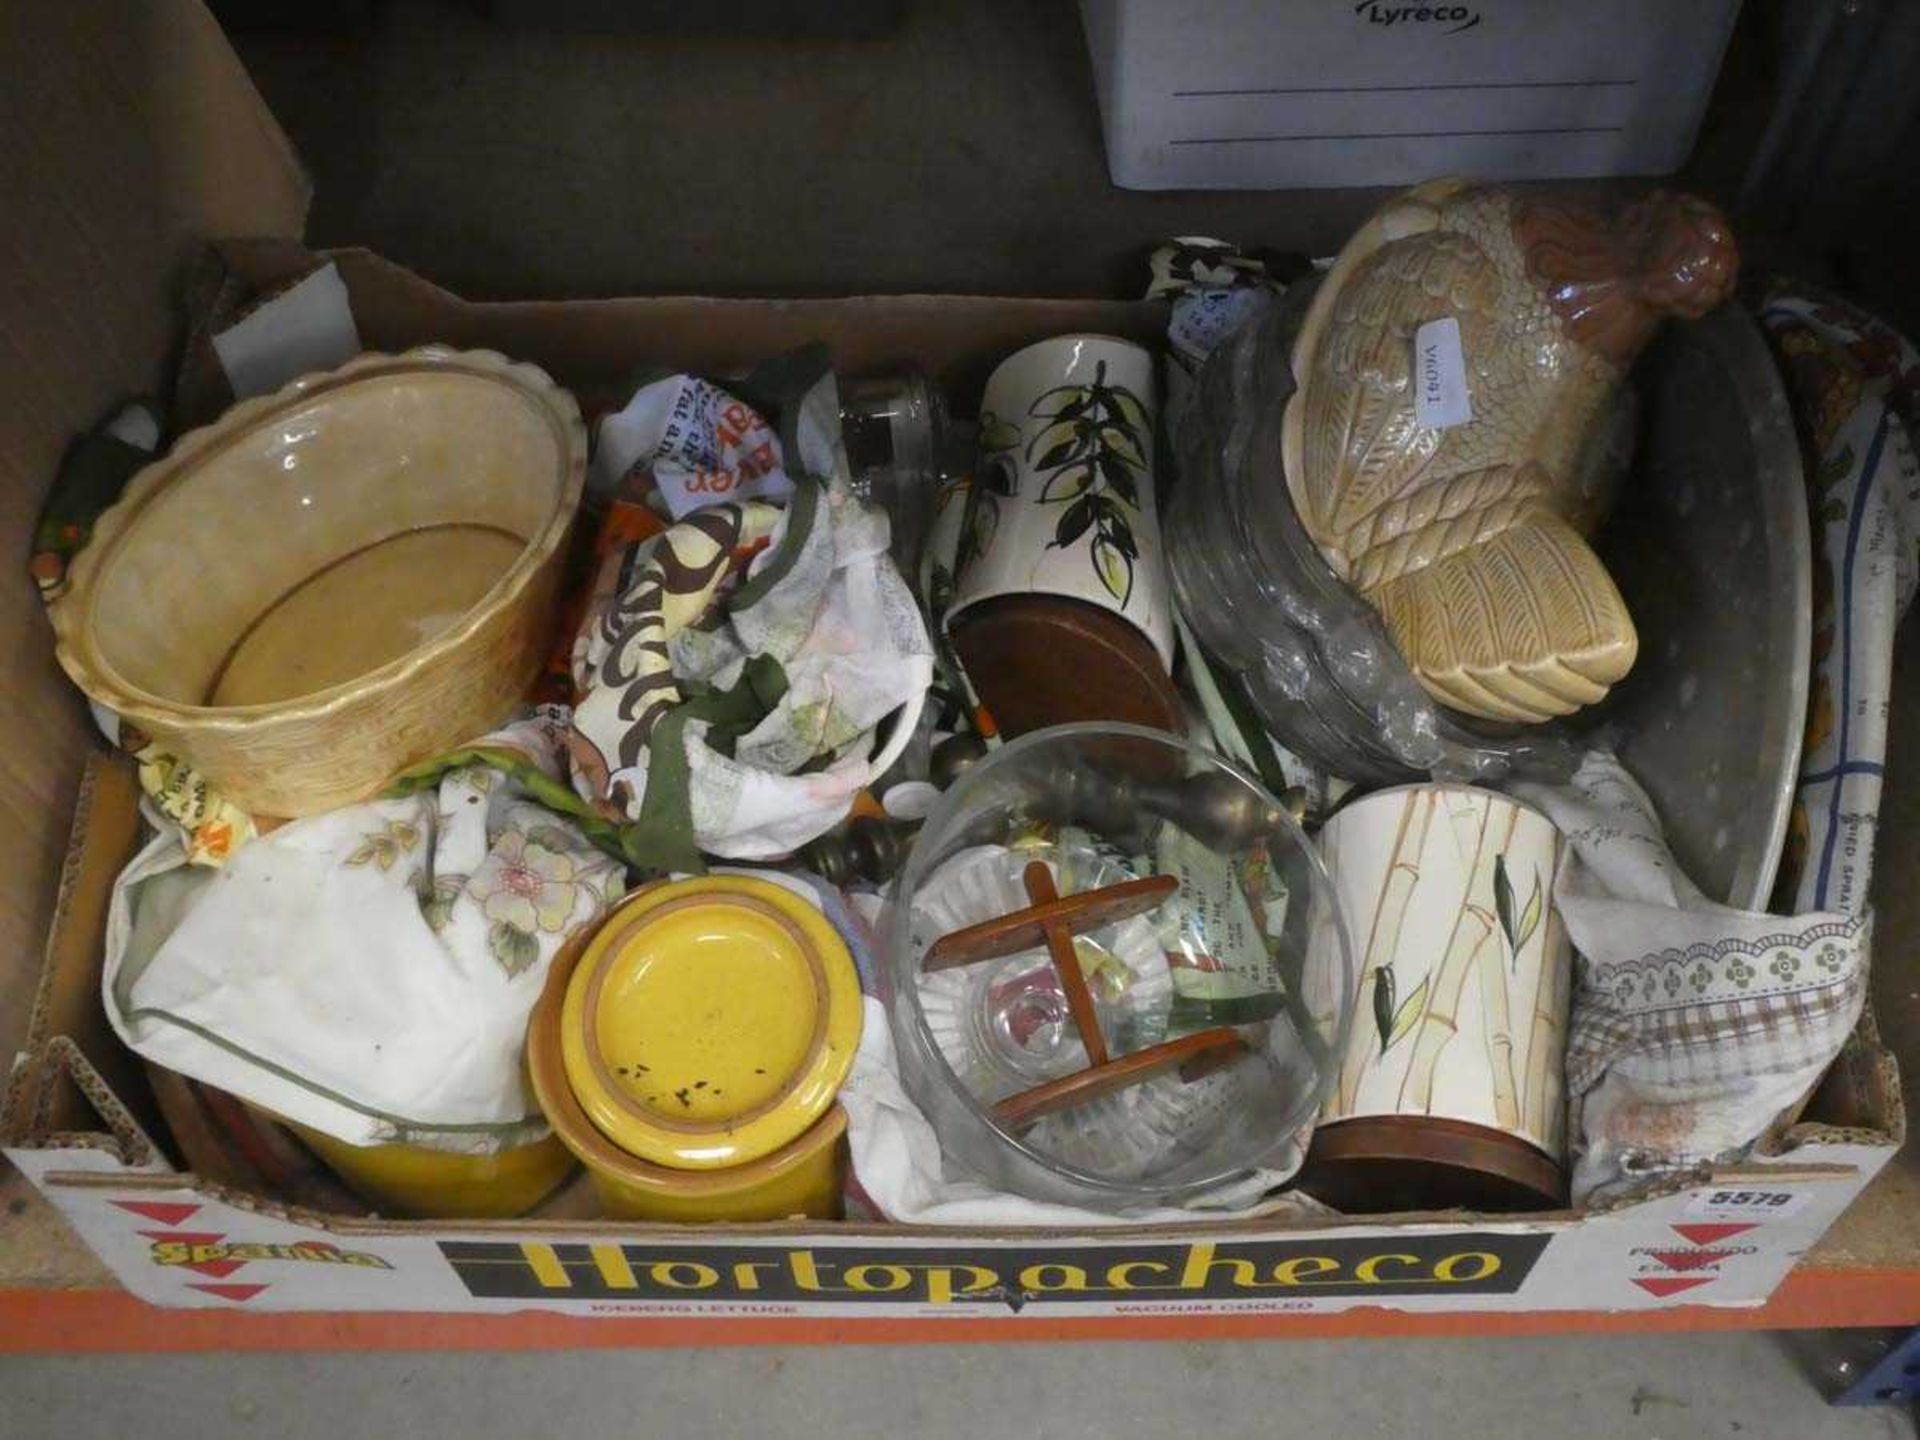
1354;0;1484;35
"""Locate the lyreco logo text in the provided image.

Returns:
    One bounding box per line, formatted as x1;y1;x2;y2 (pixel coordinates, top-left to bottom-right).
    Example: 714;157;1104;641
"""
1354;1;1483;35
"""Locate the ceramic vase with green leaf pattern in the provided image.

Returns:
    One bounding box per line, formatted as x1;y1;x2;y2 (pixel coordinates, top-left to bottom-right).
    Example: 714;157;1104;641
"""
950;336;1173;667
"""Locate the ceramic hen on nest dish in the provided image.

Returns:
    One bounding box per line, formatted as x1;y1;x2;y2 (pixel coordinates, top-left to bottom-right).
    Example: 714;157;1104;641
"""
1281;179;1738;724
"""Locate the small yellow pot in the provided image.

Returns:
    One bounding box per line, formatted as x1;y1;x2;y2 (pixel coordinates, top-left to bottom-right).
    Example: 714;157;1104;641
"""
524;1064;848;1224
528;876;861;1222
287;1122;576;1220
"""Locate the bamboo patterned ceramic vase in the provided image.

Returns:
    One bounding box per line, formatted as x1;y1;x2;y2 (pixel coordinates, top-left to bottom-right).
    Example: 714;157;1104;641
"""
1305;783;1571;1211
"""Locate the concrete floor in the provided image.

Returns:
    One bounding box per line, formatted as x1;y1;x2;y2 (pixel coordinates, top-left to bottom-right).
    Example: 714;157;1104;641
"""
4;7;1908;1438
2;1333;1913;1440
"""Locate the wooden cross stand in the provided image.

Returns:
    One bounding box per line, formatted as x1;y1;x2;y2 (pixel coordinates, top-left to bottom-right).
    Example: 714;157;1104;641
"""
923;860;1246;1129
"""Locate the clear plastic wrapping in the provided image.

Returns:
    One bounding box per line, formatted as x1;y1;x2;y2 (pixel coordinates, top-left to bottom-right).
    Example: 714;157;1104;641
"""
1166;281;1581;786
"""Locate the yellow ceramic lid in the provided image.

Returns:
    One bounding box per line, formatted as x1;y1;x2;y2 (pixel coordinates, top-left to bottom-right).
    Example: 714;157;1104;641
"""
560;875;862;1170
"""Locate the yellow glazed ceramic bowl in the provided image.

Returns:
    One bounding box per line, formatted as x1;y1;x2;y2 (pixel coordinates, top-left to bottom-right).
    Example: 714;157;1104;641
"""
288;1122;576;1221
528;878;861;1222
49;347;586;817
561;876;863;1169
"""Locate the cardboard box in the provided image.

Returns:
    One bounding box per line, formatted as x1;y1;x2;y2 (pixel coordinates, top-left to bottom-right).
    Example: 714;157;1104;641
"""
0;0;1905;1319
1080;0;1742;190
3;760;1905;1317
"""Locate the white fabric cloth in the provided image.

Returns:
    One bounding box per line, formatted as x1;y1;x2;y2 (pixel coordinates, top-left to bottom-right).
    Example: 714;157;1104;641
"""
838;988;1320;1228
1517;753;1869;1202
105;724;625;1154
570;483;934;861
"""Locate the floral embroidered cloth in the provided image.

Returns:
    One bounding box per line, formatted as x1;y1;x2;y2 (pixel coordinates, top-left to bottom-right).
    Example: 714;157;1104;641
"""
1518;753;1869;1202
103;716;625;1154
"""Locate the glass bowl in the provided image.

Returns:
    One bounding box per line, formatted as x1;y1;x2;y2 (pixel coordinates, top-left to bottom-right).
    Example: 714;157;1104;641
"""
885;723;1354;1209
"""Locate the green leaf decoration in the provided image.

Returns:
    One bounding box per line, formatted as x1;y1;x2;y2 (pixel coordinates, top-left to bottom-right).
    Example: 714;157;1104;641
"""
1107;384;1151;438
1029;418;1092;471
1382;973;1428;1051
1031;437;1082;472
1091;532;1133;605
1367;975;1428;1052
447;764;494;796
1514;869;1544;962
1098;420;1146;471
1028;382;1093;415
488;921;541;979
344;819;422;871
528;824;579;854
1371;965;1396;1049
1493;852;1518;954
1039;464;1093;504
1018;361;1153;608
420;873;465;934
1051;495;1096;549
956;491;999;578
1097;450;1140;507
979;411;1021;454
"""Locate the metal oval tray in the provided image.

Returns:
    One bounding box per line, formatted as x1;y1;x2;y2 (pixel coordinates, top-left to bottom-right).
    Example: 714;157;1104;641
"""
1588;305;1810;909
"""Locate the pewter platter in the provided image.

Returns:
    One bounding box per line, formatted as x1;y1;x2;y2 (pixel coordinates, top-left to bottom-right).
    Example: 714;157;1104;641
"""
1590;305;1810;909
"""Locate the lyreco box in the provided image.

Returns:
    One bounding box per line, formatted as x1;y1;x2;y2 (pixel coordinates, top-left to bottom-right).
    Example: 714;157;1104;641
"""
1079;0;1743;189
0;0;1905;1324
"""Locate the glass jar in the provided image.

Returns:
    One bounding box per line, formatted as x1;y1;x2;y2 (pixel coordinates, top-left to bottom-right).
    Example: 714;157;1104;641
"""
841;370;944;580
885;722;1354;1209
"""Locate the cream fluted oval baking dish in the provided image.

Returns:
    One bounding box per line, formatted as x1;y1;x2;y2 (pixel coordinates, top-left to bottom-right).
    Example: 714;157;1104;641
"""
50;347;586;817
